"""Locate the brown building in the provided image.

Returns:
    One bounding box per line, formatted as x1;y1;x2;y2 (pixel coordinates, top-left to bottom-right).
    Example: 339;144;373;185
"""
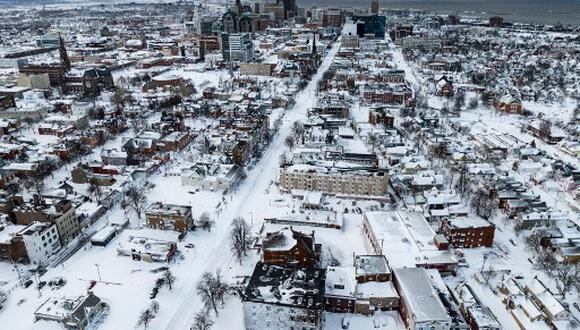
0;95;16;110
494;95;523;114
63;67;114;97
145;202;193;232
323;9;344;28
160;131;193;152
489;16;504;27
12;199;79;245
198;36;220;59
239;63;276;76
151;75;184;89
440;218;495;248
261;227;321;268
19;64;66;87
369;109;395;128
0;224;28;263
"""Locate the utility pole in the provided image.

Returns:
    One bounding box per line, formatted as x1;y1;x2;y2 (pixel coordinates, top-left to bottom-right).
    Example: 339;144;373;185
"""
95;263;102;282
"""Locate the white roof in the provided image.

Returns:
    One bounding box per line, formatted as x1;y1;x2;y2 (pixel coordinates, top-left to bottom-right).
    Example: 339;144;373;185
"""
393;268;451;323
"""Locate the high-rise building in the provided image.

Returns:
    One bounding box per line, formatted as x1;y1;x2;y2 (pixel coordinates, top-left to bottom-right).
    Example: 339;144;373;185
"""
371;0;379;14
221;33;254;63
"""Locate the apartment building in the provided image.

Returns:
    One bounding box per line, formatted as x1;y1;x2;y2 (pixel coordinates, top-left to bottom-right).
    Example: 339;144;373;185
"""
279;165;388;196
439;217;495;248
13;199;79;245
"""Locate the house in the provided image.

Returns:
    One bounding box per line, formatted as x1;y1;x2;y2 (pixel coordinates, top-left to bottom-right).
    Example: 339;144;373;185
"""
34;291;106;330
181;163;244;192
243;262;326;330
450;282;501;330
435;76;454;97
117;235;177;262
261;227;321;268
515;211;568;230
500;276;553;329
494;94;523;114
524;278;570;324
440;217;495;248
393;268;452;329
145;202;193;232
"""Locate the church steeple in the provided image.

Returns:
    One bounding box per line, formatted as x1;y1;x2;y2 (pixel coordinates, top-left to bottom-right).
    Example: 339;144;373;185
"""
236;0;242;17
311;31;316;55
371;0;379;14
59;33;71;71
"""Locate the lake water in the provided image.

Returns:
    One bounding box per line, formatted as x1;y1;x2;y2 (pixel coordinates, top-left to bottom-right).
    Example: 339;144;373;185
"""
304;0;580;25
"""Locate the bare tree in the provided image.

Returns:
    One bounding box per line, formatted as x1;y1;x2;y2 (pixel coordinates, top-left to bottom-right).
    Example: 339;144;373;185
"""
470;187;497;220
454;164;470;200
467;97;479;110
230;217;251;264
130;117;147;132
533;249;580;299
539;120;551;140
273;118;283;131
24;177;45;205
192;310;214;330
524;231;543;253
367;132;379;153
453;92;466;113
163;270;176;290
196;270;228;317
126;185;146;218
136;301;159;329
111;87;126;112
291;121;305;137
198;212;214;232
284;135;295;148
88;182;102;201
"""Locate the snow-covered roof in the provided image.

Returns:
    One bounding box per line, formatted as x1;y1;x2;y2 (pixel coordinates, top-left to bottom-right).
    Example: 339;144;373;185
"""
393;268;451;324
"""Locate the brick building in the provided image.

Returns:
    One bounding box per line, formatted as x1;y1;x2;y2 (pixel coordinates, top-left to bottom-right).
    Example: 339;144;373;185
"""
440;218;495;248
261;227;321;268
145;202;193;232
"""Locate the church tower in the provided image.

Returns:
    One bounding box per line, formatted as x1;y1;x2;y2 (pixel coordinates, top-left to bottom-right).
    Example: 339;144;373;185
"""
59;33;71;71
371;0;379;14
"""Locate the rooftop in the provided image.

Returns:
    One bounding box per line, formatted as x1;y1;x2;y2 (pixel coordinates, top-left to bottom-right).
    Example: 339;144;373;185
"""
244;262;326;310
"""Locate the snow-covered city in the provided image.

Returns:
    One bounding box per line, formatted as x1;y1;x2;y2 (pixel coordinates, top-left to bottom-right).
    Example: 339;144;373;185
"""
0;0;578;329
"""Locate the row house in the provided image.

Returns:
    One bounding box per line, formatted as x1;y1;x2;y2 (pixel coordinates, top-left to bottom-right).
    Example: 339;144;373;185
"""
159;131;193;152
361;84;413;106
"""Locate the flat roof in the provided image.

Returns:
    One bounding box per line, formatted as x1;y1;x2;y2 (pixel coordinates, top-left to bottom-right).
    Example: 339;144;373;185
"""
393;268;451;324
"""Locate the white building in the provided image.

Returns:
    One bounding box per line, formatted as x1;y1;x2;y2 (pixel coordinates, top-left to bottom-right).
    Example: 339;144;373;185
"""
17;221;61;265
228;33;254;62
181;163;243;191
393;268;452;330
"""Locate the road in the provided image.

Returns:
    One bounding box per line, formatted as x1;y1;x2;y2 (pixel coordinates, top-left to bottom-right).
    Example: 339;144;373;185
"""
161;39;341;330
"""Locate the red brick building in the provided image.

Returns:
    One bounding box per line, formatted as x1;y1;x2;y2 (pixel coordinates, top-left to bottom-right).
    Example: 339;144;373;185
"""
261;227;321;268
440;218;495;248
